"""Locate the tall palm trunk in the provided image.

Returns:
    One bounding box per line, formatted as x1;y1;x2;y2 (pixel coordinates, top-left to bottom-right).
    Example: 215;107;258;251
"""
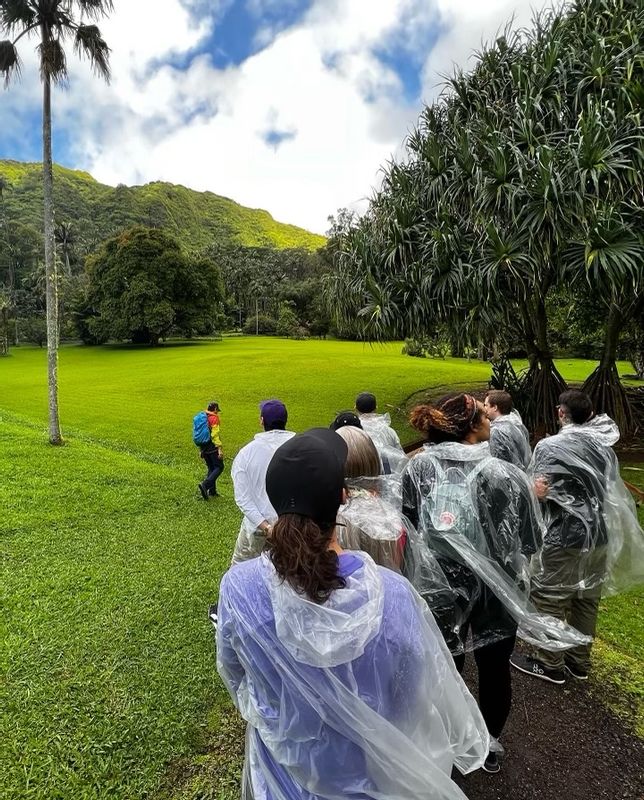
43;68;63;445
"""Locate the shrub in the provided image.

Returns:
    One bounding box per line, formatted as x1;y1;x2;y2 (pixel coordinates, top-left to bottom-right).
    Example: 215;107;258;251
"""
242;314;277;335
402;338;427;358
276;302;299;337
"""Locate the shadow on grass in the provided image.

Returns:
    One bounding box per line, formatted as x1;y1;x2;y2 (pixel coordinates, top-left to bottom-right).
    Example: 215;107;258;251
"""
105;339;222;351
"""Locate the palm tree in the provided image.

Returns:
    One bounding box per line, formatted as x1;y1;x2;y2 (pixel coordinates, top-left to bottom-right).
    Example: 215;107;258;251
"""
54;220;75;277
0;1;112;444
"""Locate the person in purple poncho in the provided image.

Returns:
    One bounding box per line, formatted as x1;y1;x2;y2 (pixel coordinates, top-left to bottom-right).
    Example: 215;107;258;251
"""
216;427;489;800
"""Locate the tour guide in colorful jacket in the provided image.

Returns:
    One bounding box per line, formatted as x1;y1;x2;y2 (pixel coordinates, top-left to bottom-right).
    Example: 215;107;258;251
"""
199;402;223;500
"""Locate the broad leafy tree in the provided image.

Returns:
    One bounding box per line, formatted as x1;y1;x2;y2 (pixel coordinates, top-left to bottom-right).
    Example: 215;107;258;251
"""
0;0;113;444
83;226;224;345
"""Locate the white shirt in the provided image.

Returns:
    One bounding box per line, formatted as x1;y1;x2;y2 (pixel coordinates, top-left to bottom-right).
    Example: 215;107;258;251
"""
231;429;296;531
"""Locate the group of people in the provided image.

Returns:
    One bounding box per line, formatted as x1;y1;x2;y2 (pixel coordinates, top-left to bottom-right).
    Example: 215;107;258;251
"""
195;388;643;799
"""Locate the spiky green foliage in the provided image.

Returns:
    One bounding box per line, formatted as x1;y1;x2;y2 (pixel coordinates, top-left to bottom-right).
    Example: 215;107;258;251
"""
328;0;644;434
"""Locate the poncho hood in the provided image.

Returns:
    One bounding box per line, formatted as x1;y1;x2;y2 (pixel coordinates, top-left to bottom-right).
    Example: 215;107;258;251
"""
560;413;620;447
422;440;491;463
264;553;384;668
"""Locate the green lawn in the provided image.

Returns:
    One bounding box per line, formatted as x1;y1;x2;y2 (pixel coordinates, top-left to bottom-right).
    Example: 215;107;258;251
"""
0;339;641;799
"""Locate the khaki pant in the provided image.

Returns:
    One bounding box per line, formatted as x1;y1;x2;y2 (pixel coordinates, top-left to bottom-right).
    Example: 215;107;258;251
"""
231;525;267;566
530;546;606;672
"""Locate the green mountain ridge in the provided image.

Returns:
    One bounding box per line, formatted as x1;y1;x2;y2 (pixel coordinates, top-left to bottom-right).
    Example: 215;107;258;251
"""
0;160;325;252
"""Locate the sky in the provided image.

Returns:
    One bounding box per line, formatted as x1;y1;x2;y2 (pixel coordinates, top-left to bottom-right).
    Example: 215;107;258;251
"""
0;0;553;234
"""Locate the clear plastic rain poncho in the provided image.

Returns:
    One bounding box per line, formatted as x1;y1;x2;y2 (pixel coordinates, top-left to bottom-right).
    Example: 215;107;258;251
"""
217;552;489;800
359;413;408;474
529;414;644;599
337;474;457;622
488;411;532;470
402;442;591;653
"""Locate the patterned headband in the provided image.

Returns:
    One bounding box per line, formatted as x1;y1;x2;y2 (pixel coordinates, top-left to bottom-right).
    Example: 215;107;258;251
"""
464;394;478;423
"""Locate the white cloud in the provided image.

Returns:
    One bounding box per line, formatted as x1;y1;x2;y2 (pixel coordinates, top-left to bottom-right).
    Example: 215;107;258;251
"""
1;0;556;234
421;1;551;98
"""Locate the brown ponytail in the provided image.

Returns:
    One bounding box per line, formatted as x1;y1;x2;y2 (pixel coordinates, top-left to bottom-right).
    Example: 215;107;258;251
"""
266;514;346;604
410;393;485;444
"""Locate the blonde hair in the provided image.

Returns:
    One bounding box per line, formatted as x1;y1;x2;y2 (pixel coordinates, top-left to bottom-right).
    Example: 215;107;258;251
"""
335;426;381;479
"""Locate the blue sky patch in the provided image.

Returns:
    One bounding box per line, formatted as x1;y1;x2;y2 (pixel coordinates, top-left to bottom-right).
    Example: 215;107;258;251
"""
261;127;297;150
159;0;314;72
373;15;445;103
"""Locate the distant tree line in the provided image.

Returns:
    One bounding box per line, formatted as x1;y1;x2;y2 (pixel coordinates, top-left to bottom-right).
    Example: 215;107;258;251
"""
0;207;337;347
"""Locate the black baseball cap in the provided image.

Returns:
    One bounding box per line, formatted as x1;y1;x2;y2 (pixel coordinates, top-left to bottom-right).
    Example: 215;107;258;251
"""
355;392;376;413
330;411;363;431
266;428;348;528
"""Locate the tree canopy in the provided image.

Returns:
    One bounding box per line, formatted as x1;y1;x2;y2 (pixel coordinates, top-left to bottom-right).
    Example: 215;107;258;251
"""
84;227;224;345
327;0;643;434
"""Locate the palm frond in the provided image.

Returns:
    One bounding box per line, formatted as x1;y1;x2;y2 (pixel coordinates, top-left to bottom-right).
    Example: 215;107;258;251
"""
76;0;115;21
74;24;111;80
0;39;20;84
38;37;67;83
0;0;34;34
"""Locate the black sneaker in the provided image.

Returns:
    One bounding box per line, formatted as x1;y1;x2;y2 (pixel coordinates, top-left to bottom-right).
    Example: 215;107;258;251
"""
510;654;566;684
198;483;209;501
564;662;589;680
208;603;218;633
482;752;500;774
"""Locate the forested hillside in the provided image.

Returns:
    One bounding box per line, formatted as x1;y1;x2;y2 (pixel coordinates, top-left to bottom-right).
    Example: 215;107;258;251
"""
0;160;325;251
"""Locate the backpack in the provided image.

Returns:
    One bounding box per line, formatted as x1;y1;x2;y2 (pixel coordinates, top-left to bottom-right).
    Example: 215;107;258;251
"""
192;411;211;446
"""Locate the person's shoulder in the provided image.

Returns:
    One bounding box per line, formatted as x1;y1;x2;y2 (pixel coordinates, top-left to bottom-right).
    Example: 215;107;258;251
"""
221;557;264;597
377;567;420;620
406;444;431;463
378;565;414;597
232;436;260;463
480;454;525;486
533;435;559;457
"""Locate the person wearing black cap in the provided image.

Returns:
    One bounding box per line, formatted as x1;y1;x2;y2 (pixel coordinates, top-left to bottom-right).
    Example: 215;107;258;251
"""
216;428;489;800
230;399;295;564
329;410;362;431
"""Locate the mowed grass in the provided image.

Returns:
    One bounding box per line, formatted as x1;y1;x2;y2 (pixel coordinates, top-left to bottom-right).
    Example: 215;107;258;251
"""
0;339;641;799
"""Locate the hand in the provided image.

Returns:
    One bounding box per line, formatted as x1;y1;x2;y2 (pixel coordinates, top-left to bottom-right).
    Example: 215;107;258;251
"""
259;521;272;534
217;447;223;458
534;477;549;500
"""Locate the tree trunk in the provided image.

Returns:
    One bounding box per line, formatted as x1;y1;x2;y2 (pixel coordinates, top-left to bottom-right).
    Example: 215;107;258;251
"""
0;304;8;356
449;330;463;358
43;70;63;445
520;295;567;436
582;302;634;436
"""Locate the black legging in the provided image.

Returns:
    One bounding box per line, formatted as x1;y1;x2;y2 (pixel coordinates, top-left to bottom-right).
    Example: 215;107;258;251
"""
453;633;516;739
